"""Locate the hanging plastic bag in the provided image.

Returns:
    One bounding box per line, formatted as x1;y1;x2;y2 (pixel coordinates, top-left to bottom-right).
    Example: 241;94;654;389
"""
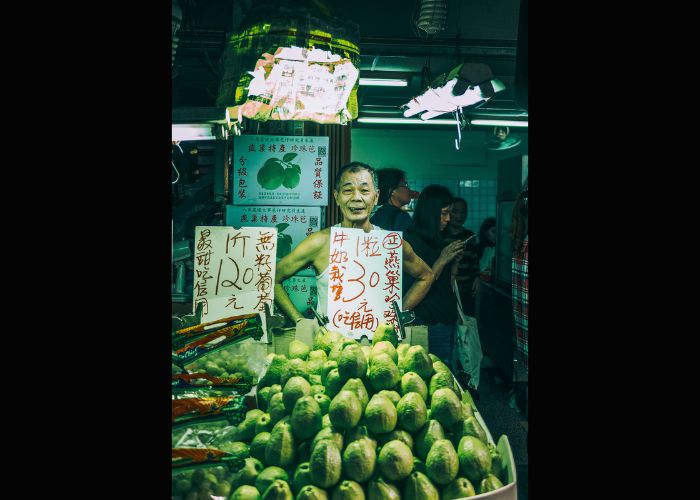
453;281;483;389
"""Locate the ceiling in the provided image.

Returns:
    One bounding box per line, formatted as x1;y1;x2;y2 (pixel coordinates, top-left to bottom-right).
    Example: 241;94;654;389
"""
172;0;527;125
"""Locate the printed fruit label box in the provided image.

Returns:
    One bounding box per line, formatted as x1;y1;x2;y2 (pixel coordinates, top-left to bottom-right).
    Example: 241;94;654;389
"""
225;206;322;277
232;135;329;206
280;276;318;320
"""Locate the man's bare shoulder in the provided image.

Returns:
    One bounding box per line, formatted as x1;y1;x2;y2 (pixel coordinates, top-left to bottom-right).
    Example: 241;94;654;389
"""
300;227;331;252
310;227;332;242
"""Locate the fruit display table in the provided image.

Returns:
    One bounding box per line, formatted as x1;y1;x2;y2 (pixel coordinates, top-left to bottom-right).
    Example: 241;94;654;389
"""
172;323;518;499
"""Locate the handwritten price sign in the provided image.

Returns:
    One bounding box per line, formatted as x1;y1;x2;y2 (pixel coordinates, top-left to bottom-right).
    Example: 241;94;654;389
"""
327;227;403;340
193;226;277;342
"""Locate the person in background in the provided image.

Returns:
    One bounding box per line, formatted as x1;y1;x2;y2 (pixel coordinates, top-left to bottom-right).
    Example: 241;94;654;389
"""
273;162;434;326
473;216;497;376
511;177;528;417
442;198;480;317
370;167;413;232
403;185;465;369
476;217;497;282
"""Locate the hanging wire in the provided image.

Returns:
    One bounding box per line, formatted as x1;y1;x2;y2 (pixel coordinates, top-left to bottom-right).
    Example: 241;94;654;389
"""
452;0;464;68
172;160;181;184
454;110;462;150
455;0;464;34
411;0;423;37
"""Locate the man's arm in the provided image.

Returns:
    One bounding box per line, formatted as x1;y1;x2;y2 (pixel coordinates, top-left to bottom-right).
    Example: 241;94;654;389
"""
274;230;327;323
401;239;435;311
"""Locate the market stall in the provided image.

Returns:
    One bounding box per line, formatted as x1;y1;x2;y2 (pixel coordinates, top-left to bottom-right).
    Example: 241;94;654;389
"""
171;2;525;497
172;316;517;499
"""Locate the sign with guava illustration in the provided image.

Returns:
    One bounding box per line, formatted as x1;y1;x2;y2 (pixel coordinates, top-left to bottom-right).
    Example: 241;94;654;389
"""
282;276;318;320
225;206;322;277
192;226;277;343
326;227;403;340
232;135;329;206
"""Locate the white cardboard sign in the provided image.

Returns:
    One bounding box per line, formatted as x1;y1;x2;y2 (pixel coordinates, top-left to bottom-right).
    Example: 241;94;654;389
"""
232;135;329;206
327;227;403;339
225;205;322;277
192;226;277;342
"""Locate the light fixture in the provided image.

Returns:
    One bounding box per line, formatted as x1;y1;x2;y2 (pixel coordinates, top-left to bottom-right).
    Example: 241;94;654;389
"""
358;117;528;128
172;123;217;141
416;0;448;35
357;117;458;125
401;62;505;121
470;119;528;128
359;78;408;87
487;126;522;150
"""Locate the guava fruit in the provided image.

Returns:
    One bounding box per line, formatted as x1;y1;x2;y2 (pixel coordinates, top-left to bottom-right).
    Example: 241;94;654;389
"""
254;466;288;494
342;439;377;483
370;341;398;364
265;419;296;468
478;473;504;494
429;388;462;428
291;395;323;441
457;435;492;484
403;471;439;500
441;477;476;499
283;376;312;412
366;477;400;500
328;390;362;430
400;372;428;402
396;392;428;433
296;485;329;500
289;340;310;360
331;480;365;500
414;419;445;460
377;440;413;481
309;440;342;489
425;439;459;485
364;394;398;435
231;484;262;500
368;353;400;391
250;432;271;462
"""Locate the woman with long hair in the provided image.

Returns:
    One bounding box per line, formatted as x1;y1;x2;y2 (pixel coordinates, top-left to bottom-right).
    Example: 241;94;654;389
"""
403;185;465;369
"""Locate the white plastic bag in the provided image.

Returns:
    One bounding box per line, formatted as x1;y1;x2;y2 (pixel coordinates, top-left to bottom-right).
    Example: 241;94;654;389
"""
453;282;483;389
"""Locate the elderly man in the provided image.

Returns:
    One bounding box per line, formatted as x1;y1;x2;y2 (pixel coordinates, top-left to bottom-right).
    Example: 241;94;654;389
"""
274;161;435;325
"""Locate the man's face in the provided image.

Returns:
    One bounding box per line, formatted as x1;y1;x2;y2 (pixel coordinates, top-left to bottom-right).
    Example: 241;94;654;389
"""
393;178;412;207
450;201;467;227
333;169;379;224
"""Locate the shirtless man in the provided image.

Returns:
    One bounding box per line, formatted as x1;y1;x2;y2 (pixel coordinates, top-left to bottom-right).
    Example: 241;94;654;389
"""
274;161;435;324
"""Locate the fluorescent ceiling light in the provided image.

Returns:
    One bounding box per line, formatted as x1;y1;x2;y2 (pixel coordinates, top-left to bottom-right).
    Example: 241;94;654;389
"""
470;119;528;127
358;117;458;125
358;117;528;127
172;123;217;141
359;78;408;87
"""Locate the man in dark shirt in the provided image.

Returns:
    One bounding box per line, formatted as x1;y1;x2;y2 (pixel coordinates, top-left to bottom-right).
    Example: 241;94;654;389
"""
370;168;413;232
442;198;480;316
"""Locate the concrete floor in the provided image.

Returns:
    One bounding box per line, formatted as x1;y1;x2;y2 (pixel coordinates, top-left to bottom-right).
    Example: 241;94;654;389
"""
474;368;528;500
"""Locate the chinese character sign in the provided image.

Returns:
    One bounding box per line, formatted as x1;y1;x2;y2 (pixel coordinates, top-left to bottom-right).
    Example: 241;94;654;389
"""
232;135;329;206
326;227;403;340
193;226;277;342
282;276;318;320
225;206;322;277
